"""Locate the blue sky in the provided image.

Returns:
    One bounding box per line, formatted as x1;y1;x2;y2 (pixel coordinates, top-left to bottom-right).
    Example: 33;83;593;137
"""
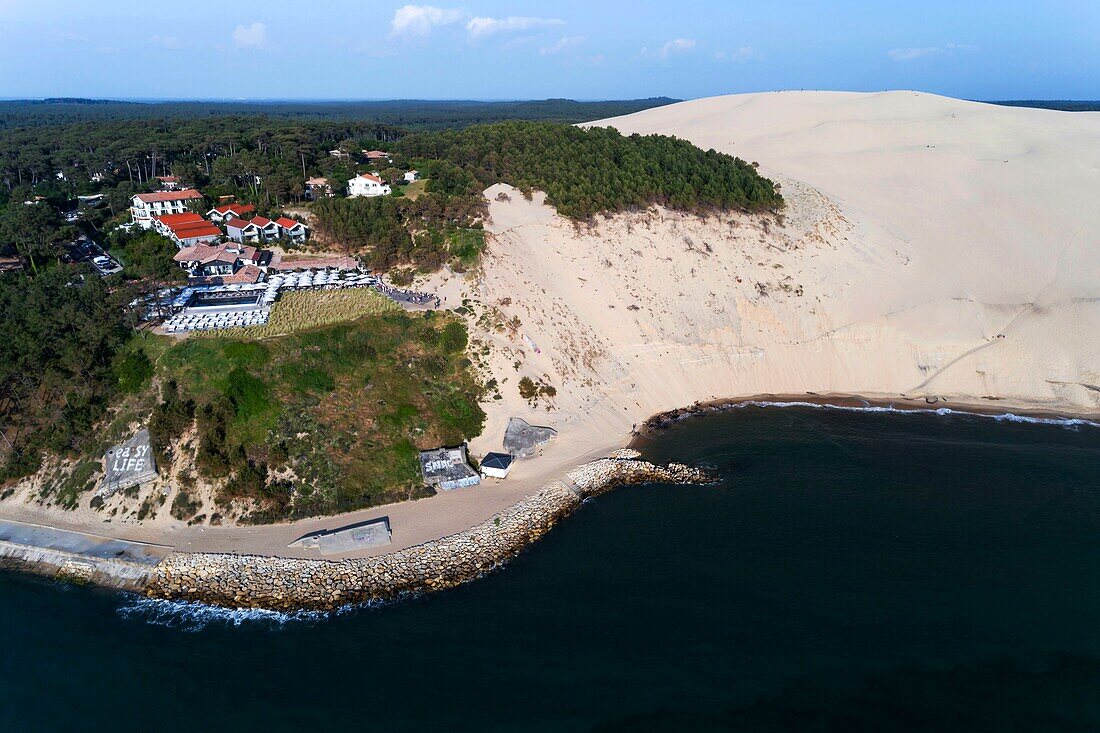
1;0;1097;100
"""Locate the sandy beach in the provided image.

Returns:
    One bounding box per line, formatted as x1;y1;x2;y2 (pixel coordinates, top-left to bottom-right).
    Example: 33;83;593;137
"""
4;90;1100;558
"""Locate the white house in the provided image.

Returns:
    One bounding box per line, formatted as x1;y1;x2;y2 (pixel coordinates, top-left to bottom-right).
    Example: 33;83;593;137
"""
403;170;419;183
225;217;260;243
249;216;281;242
130;189;203;229
305;177;333;199
172;242;264;282
156;175;181;191
348;172;391;198
207;203;255;223
480;453;513;479
153;213;222;247
275;217;309;243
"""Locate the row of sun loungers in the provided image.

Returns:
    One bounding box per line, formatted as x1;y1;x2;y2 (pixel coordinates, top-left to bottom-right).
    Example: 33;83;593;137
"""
162;268;429;333
163;308;271;333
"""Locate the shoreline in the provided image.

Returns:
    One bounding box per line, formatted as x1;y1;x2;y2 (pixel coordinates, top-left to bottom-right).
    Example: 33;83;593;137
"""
3;391;1098;610
633;392;1100;440
142;452;714;611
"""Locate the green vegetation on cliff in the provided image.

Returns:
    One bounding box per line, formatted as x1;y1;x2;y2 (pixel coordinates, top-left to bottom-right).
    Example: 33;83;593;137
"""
143;310;484;522
397;120;784;218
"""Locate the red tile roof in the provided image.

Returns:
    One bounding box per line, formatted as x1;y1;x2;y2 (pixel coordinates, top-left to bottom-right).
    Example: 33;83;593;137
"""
154;212;205;227
175;242;261;264
212;203;255;216
229;244;259;262
251;216;275;228
357;172;383;183
135;189;202;204
172;223;223;240
275;217;303;229
364;150;388;158
225;217;256;230
156;175;180;182
174;244;222;263
188;265;264;286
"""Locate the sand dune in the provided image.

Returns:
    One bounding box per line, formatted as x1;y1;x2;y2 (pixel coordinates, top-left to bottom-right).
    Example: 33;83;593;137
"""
469;91;1100;463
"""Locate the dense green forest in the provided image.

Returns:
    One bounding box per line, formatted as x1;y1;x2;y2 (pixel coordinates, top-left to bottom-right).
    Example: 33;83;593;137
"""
0;116;403;205
305;121;784;270
0;266;134;480
0;98;677;130
397;120;784;218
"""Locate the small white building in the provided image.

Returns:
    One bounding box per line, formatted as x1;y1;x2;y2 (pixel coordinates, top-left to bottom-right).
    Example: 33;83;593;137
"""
480;453;513;479
156;175;181;191
347;172;391;198
403;170;419;183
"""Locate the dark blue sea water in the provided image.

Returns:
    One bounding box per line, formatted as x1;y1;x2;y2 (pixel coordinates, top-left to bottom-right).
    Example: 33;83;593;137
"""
4;405;1100;732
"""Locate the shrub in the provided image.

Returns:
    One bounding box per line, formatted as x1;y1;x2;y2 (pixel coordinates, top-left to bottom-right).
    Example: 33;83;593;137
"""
518;376;538;400
438;321;468;353
114;349;153;393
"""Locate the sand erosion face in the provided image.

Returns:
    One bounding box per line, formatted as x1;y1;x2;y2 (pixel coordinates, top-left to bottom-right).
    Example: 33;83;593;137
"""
468;92;1100;457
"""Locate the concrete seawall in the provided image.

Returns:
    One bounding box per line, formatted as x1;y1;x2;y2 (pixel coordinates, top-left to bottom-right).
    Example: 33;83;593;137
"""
145;452;714;611
0;539;154;590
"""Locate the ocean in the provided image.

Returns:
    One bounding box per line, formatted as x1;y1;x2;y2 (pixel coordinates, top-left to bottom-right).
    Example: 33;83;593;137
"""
3;405;1100;731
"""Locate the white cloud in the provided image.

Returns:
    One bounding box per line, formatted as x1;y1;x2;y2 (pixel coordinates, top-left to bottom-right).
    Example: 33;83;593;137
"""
888;46;942;61
152;35;186;50
391;5;465;36
642;37;696;59
539;35;585;55
888;43;972;61
232;22;266;49
714;46;758;62
466;16;564;39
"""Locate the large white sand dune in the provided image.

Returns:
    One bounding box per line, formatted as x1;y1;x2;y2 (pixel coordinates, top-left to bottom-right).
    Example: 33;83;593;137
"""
7;91;1100;555
469;91;1100;460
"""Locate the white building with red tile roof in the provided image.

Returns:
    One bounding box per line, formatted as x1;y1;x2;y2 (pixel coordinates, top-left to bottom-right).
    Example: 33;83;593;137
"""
348;172;391;198
156;175;181;191
249;216;281;241
226;217;260;243
172;242;265;279
131;189;203;229
207;203;256;223
152;212;222;247
275;217;309;243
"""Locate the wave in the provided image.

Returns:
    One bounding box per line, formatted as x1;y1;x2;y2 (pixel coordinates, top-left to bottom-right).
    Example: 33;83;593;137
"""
713;400;1100;429
115;591;420;631
116;595;331;631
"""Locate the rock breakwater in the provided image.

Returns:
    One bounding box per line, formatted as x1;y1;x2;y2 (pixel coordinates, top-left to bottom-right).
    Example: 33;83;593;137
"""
144;454;715;611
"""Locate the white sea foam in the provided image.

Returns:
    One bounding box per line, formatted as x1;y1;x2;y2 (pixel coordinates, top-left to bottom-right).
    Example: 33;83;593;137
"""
116;595;329;631
116;593;412;630
715;400;1100;428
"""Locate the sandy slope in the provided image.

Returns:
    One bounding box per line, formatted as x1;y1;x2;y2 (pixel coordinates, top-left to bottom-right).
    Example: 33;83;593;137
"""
466;91;1100;463
5;91;1099;556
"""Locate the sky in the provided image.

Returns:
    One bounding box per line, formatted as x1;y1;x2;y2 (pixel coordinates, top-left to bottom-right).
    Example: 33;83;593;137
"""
0;0;1097;101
